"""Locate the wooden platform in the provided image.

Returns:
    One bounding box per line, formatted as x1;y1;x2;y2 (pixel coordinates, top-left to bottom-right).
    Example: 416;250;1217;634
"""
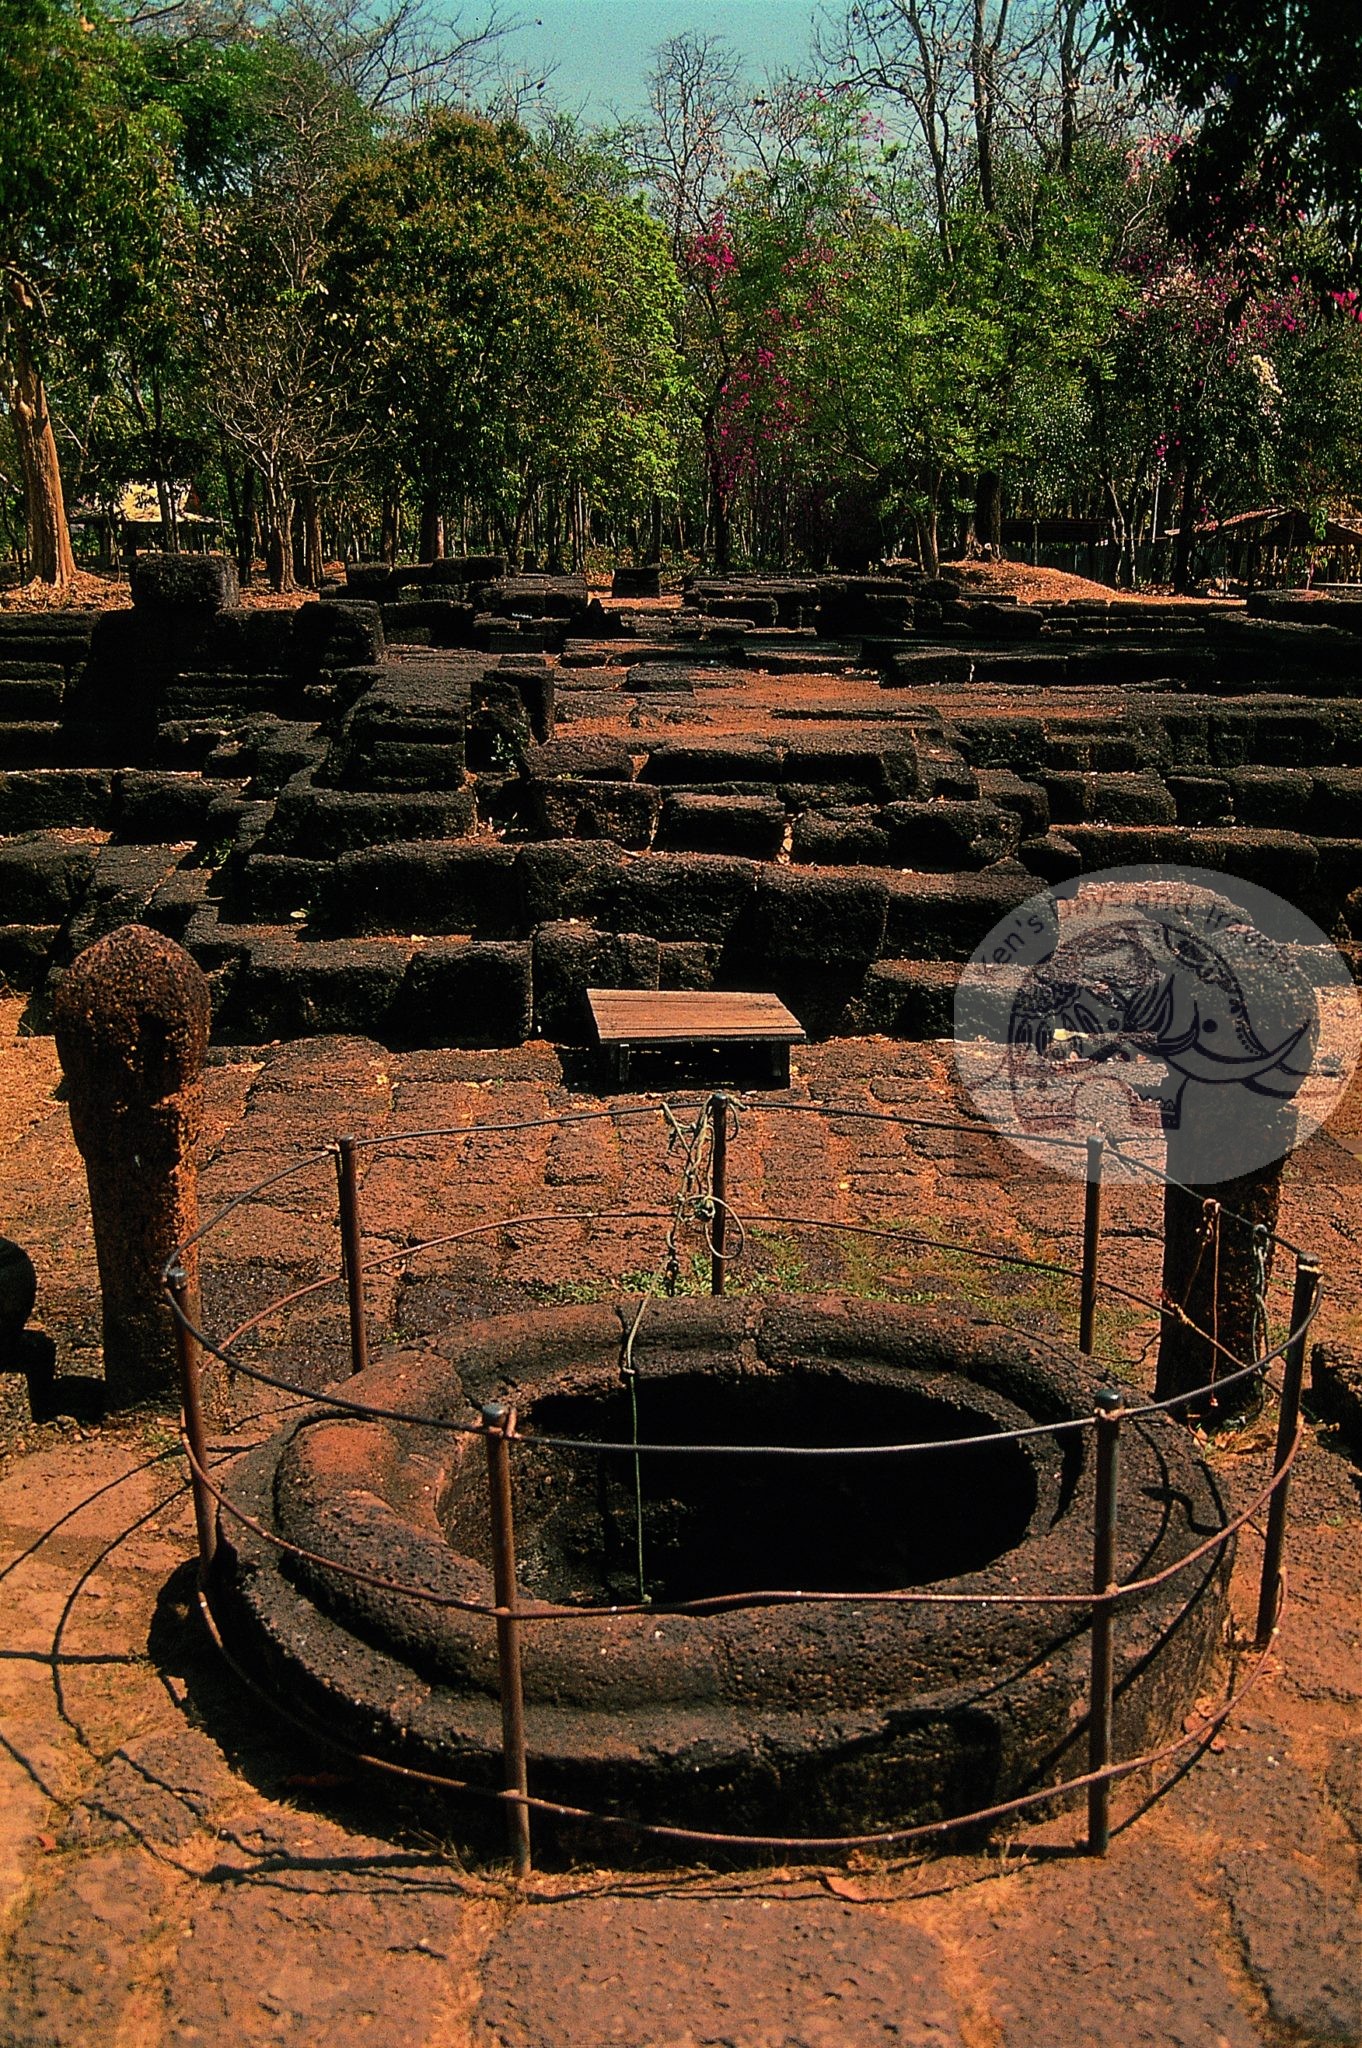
587;988;805;1088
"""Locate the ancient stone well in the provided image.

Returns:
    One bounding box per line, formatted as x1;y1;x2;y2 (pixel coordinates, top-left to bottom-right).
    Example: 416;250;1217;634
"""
218;1295;1231;1848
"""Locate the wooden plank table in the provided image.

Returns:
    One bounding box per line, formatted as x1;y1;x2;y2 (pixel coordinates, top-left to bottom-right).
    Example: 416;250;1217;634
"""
587;988;806;1089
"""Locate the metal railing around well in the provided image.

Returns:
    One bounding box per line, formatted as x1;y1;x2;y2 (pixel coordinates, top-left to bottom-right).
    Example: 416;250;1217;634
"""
163;1093;1323;1875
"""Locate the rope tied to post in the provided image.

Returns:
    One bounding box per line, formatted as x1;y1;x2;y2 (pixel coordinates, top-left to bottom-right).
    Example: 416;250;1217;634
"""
619;1293;651;1604
1202;1200;1223;1407
1251;1224;1272;1366
661;1100;714;1295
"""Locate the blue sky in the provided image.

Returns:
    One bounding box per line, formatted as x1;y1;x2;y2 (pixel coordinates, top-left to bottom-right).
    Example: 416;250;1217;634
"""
495;1;822;119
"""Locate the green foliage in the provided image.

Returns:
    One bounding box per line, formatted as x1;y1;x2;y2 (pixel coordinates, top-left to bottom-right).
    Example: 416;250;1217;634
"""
324;112;603;528
0;0;180;356
578;195;687;515
4;4;1362;581
324;111;683;541
1110;0;1362;254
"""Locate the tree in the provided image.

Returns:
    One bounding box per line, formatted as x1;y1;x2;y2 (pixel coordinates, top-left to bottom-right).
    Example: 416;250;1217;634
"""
0;0;178;584
175;33;376;587
324;112;611;559
1109;1;1362;256
261;0;516;116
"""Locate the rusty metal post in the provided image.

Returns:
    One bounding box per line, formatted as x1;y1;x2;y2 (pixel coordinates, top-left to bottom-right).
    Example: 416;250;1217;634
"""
482;1401;532;1876
1087;1387;1123;1855
1079;1134;1104;1356
709;1092;729;1296
167;1261;216;1577
335;1137;369;1378
1255;1256;1321;1647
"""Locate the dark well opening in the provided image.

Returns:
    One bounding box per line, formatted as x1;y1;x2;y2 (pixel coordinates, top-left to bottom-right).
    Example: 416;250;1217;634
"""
473;1367;1038;1605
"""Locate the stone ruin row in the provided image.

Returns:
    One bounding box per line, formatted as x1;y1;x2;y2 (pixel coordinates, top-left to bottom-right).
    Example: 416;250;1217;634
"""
0;549;1360;1048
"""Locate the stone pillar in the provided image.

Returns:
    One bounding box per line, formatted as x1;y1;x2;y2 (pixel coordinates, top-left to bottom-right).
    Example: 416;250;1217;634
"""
53;925;212;1407
0;1237;37;1368
1157;1144;1290;1419
1155;908;1312;1420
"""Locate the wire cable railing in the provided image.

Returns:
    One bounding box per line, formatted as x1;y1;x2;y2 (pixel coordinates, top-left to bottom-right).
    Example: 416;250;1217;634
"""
163;1091;1322;1876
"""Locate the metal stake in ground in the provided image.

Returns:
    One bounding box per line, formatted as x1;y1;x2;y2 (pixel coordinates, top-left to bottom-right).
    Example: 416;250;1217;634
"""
52;924;212;1408
1079;1134;1104;1356
1255;1256;1321;1647
709;1092;730;1296
482;1401;532;1876
335;1136;369;1377
166;1261;216;1575
1088;1388;1124;1855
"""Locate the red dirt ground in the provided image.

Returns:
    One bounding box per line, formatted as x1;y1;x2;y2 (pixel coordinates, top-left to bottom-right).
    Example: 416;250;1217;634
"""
0;558;1218;615
0;998;1359;2046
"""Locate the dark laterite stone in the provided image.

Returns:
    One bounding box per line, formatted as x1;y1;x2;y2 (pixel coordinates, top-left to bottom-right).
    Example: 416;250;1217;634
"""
1311;1344;1362;1460
220;1298;1229;1851
857;958;961;1038
528;778;662;849
234;854;332;923
532;922;660;1040
114;771;236;843
51;925;211;1404
334;841;521;938
59;843;189;963
1222;766;1314;824
400;941;533;1048
227;937;412;1042
265;780;475;858
883;799;1022;870
972;768;1049;836
642;740;784;785
1060;825;1321;899
0;923;61;990
130;551;238;612
0;769;115;834
656;793;786;858
657;938;720;990
1166;772;1234;825
883;871;1038;962
288;599;384;671
791;807;893;865
0;834;98;923
613;854;759;944
1310;767;1362;834
516;840;629;928
611;564;663;599
738;867;888;967
142;864;210;942
1041;771;1178;827
727;868;888;1034
523;737;633;782
0;1236;38;1354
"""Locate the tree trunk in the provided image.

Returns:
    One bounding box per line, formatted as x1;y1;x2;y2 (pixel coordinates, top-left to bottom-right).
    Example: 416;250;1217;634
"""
155;477;178;554
970;0;997;215
418;491;444;563
299;482;324;589
7;290;76;588
262;479;296;594
1172;460;1198;594
648;493;664;564
380;492;399;565
152;376;177;552
236;466;256;586
973;470;1003;552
